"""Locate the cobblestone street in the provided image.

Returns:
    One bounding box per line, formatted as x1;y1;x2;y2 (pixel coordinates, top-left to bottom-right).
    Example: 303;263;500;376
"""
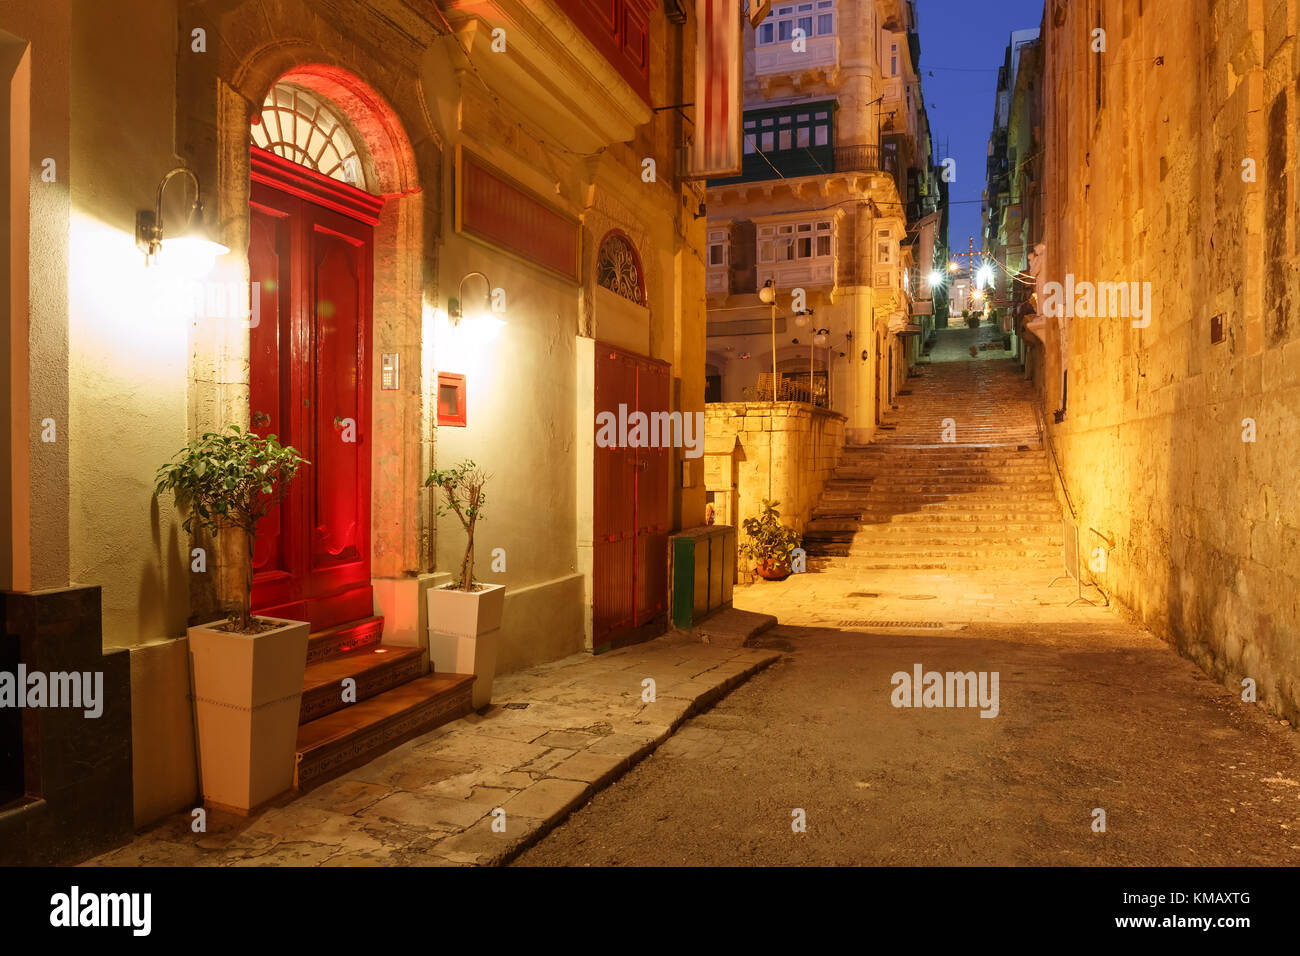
516;568;1300;866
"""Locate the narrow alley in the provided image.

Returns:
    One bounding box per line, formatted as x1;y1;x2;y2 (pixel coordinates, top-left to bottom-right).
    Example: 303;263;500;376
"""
2;0;1297;937
518;339;1300;866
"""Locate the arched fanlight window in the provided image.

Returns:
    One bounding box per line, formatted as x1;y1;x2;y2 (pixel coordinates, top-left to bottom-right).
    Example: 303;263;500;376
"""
596;233;646;306
251;82;364;188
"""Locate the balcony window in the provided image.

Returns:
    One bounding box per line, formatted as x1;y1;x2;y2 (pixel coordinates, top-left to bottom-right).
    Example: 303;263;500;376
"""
718;101;838;184
760;220;833;263
708;230;728;267
817;0;834;35
758;1;836;44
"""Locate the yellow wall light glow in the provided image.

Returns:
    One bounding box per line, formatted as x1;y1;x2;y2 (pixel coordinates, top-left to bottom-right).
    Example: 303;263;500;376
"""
432;304;507;381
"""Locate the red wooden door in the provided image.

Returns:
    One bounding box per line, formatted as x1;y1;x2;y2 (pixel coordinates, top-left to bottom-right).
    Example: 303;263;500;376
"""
593;347;638;643
248;160;376;631
634;360;669;627
593;344;671;647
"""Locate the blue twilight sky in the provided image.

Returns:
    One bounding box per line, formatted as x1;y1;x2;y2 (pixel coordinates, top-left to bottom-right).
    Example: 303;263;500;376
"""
914;0;1046;257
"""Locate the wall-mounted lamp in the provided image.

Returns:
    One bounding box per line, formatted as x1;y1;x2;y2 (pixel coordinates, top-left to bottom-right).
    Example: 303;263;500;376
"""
758;278;775;305
694;202;707;220
448;271;494;325
813;328;830;347
136;166;229;275
794;308;814;329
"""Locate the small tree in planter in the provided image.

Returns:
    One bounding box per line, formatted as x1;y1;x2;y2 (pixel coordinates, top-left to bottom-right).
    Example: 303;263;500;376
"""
738;499;802;581
424;459;503;708
155;424;308;632
425;459;490;592
154;424;310;811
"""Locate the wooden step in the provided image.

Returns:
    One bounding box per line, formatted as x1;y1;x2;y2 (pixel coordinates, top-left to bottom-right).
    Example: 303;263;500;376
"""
295;673;475;791
299;643;428;724
306;615;384;665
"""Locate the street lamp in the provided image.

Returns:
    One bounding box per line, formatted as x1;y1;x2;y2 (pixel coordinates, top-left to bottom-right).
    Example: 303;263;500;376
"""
927;270;944;290
760;279;777;403
449;271;493;325
135;166;229;276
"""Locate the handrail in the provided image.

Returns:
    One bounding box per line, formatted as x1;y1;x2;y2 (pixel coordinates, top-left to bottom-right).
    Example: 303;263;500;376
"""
1033;400;1077;520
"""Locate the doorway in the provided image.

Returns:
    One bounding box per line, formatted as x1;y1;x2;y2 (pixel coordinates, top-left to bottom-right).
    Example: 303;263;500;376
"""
247;147;381;631
592;343;671;649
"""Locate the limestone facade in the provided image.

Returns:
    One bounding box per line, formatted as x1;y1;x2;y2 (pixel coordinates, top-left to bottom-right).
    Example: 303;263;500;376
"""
1034;0;1300;723
705;402;846;574
703;0;944;446
1;0;706;828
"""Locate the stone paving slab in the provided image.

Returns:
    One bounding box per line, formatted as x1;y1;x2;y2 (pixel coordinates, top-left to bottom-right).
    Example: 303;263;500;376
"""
85;623;779;868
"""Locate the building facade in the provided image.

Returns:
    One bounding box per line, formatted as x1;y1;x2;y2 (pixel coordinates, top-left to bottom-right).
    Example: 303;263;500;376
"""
1028;0;1300;726
982;26;1041;343
702;0;944;446
0;0;707;862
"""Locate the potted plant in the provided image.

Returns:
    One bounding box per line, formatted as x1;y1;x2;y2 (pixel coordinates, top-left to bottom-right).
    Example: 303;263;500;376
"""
155;424;308;812
738;499;801;581
425;459;503;709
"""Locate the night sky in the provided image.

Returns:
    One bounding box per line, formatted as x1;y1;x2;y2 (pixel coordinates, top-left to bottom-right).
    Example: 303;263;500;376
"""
915;0;1046;257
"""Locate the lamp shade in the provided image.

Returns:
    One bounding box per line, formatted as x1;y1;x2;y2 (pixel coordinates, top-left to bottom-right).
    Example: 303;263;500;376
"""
160;207;229;278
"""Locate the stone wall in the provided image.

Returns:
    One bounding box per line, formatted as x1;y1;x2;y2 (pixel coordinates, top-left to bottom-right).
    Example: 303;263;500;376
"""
705;403;846;572
1036;0;1300;724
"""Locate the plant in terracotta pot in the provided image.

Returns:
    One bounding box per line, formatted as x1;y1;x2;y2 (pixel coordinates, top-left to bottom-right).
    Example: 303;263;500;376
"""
155;424;309;812
738;499;801;581
424;459;504;709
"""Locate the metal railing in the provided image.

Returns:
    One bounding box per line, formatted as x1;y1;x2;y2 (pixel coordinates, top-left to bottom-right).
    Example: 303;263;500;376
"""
1033;399;1076;519
832;144;896;177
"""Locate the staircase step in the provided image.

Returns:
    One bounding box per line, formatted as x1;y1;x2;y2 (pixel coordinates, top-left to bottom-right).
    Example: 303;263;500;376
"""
295;673;475;791
806;535;1061;548
299;644;428;725
842;501;1063;514
816;557;1059;570
805;357;1064;576
809;517;1061;530
821;494;1059;505
307;615;384;665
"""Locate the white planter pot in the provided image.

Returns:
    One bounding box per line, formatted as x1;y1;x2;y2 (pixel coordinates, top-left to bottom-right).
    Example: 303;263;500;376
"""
426;583;505;710
188;616;309;812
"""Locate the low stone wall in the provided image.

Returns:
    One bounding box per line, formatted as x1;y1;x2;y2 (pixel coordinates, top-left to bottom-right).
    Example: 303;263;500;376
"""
704;403;846;573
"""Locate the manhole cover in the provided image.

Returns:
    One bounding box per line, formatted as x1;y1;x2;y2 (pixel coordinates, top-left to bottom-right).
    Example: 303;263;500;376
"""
848;591;880;598
900;594;937;600
503;702;530;710
839;620;945;629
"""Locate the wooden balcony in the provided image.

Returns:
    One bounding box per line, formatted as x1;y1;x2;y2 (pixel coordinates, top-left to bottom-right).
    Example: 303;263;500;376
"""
757;258;836;293
754;35;840;93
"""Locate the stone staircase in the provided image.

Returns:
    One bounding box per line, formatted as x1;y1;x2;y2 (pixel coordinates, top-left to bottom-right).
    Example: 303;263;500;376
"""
292;614;474;791
804;358;1064;572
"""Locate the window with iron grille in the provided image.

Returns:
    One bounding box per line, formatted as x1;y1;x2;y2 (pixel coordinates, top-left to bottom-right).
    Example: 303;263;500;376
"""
596;233;646;305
